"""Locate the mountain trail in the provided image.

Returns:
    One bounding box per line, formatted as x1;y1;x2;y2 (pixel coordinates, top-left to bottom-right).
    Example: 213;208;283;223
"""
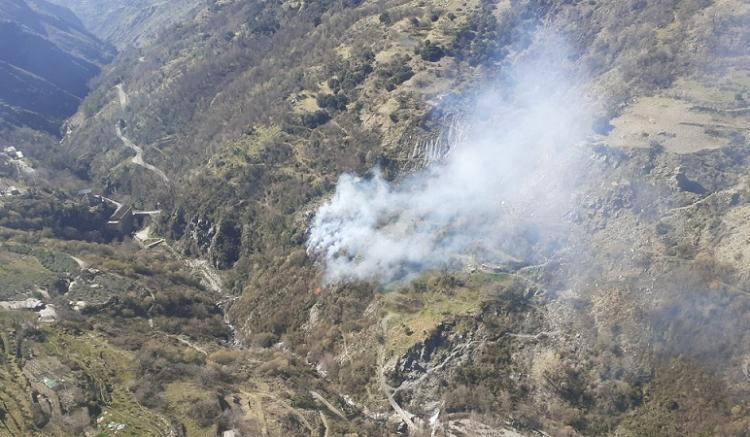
115;123;169;182
319;411;330;437
310;390;347;421
166;334;208;356
113;84;169;182
69;256;88;269
377;314;422;433
115;84;129;109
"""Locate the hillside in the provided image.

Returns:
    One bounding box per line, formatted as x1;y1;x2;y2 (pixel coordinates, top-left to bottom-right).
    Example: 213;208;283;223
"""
47;0;202;48
1;0;750;435
0;0;114;135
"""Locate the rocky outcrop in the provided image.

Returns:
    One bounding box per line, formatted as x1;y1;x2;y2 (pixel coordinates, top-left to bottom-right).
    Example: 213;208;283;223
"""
181;215;243;269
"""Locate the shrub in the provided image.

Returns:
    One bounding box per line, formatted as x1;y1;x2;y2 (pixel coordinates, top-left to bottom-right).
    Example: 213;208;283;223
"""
451;7;508;66
316;93;348;111
378;56;414;91
209;349;241;365
250;332;279;347
258;356;294;377
301;110;331;128
326;54;373;93
417;40;446;62
189;399;222;427
132;378;166;409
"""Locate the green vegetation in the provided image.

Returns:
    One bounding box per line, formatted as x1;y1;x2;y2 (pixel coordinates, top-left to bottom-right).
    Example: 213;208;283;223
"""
415;40;445;62
316;93;349;112
301;110;332;128
0;190;115;242
0;251;61;299
0;222;364;434
3;0;750;433
377;55;415;91
382;272;496;358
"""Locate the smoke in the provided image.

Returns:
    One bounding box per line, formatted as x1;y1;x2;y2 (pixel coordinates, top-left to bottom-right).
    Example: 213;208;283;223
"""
307;31;595;284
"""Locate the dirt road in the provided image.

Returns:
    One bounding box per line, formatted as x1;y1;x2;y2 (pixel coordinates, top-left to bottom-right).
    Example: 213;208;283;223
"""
114;84;169;182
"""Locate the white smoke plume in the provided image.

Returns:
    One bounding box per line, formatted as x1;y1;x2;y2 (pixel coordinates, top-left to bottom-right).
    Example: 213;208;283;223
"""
307;31;595;284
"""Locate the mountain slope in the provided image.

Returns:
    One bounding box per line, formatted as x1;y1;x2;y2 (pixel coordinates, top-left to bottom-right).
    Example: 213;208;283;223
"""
47;0;202;48
0;0;114;134
2;0;750;435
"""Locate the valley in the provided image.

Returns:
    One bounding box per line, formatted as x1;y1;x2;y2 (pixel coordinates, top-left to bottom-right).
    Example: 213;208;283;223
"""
0;0;114;134
0;0;749;435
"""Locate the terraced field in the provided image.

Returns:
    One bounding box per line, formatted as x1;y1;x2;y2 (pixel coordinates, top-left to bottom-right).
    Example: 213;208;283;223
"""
0;317;37;436
0;312;175;436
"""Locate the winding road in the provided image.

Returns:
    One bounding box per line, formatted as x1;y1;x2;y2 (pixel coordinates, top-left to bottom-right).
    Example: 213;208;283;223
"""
114;84;169;183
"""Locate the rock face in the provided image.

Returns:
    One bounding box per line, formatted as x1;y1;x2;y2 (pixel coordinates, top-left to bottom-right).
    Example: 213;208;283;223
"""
179;215;242;269
0;298;44;310
38;304;57;322
0;299;56;321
